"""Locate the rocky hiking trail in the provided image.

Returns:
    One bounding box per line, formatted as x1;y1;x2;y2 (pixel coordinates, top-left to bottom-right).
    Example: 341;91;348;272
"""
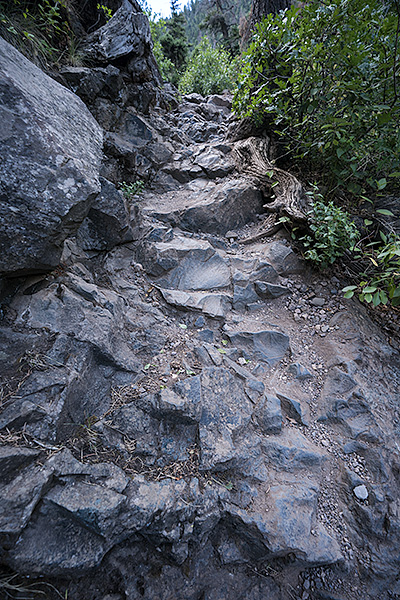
2;37;400;600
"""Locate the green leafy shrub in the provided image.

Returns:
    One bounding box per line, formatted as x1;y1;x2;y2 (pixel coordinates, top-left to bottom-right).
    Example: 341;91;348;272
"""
233;0;400;196
179;36;236;96
299;187;359;268
148;15;177;84
343;231;400;307
145;2;188;86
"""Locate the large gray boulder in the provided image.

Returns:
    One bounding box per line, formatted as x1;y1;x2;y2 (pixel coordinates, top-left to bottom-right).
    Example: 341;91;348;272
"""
82;0;158;81
0;38;103;276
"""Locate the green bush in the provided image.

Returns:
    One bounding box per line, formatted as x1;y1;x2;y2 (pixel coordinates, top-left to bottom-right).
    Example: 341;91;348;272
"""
233;0;400;197
179;36;236;96
343;230;400;307
148;16;178;84
298;186;359;268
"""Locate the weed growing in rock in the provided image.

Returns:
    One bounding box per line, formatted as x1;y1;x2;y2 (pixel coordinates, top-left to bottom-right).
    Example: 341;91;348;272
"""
0;0;70;66
119;180;145;200
96;3;113;22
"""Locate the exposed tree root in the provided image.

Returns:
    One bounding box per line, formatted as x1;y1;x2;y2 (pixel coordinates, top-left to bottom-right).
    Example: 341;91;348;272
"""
232;136;311;241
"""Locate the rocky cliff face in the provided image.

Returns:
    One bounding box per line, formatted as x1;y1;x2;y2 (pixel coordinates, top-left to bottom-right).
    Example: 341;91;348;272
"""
1;7;400;600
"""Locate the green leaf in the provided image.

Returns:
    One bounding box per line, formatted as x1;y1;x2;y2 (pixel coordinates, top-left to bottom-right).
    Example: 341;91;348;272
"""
377;113;391;126
364;293;373;303
342;285;357;292
376;178;387;191
362;286;377;294
372;291;381;307
364;219;373;227
379;290;388;304
344;290;355;298
376;209;394;216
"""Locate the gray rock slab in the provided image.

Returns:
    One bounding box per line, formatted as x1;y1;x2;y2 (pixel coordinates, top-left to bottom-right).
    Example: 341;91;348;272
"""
0;464;53;536
261;429;326;472
0;38;102;275
8;500;107;574
252;262;280;284
183;93;204;104
253;394;282;434
140;236;214;277
199;367;254;470
262;242;304;275
194;149;235;178
0;446;41;482
207;94;232;109
76;177;132;251
226;482;342;564
226;330;290;365
156;252;230;291
322;368;358;399
11;278;141;373
46;449;130;494
160;288;231;318
142;179;263;235
233;283;259;310
45;481;127;541
254;281;288;299
354;484;368;500
163;159;204;183
288;363;314;380
57;65;122;103
82;2;153;65
276;390;309;426
152;376;202;424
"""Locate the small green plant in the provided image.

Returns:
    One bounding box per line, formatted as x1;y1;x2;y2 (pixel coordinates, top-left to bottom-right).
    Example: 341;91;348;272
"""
0;0;70;66
300;186;359;268
119;180;145;200
179;36;236;96
97;3;113;21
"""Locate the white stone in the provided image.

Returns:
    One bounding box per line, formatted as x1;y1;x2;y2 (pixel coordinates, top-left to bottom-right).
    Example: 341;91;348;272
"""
353;484;368;500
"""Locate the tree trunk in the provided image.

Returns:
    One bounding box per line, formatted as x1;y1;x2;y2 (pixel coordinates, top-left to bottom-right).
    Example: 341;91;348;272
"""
242;0;291;45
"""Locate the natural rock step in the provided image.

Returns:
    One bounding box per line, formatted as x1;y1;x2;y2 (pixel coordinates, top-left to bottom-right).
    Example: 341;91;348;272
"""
141;178;263;235
138;232;292;317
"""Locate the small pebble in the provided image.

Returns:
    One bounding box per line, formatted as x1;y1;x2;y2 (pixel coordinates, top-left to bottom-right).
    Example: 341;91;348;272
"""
354;484;368;500
310;297;326;307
